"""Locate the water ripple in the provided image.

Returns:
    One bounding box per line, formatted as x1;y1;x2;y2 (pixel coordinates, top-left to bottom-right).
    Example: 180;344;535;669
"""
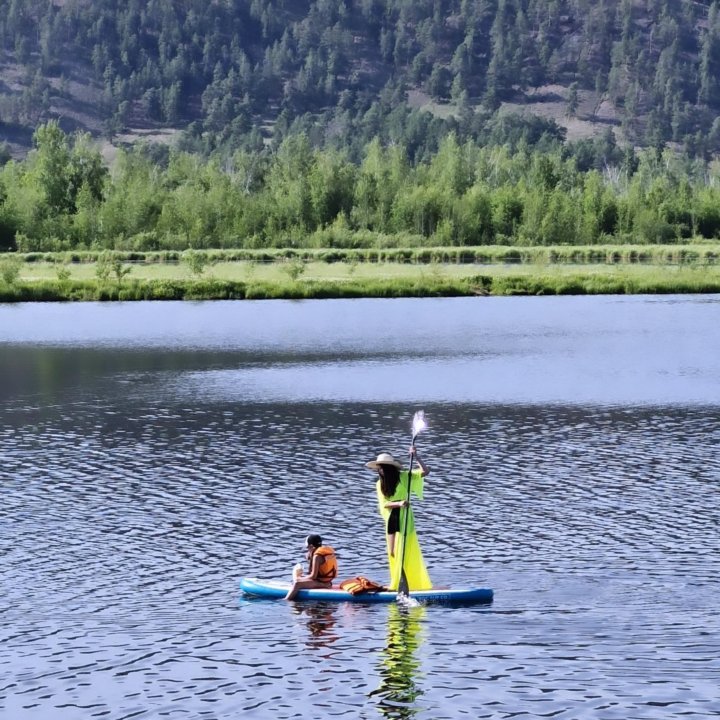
2;298;720;718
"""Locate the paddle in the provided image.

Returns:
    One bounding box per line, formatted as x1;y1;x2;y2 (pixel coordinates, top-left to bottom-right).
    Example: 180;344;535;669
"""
397;410;427;598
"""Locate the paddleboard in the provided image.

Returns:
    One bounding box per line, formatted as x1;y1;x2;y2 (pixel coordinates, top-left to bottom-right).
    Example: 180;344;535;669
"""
240;577;493;605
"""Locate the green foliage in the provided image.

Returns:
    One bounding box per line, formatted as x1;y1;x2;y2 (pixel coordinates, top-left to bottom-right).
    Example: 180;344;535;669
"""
0;197;18;251
29;122;107;216
4;264;720;303
95;252;132;284
0;255;21;285
112;257;133;284
282;257;307;281
183;249;210;277
55;264;71;283
3;124;720;253
94;256;110;283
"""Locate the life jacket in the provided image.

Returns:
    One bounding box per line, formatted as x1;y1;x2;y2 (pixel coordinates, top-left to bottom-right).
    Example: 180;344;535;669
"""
339;576;386;595
313;546;337;583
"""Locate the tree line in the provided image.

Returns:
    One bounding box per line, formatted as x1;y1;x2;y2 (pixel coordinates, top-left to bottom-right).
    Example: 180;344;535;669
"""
2;122;720;252
3;1;720;156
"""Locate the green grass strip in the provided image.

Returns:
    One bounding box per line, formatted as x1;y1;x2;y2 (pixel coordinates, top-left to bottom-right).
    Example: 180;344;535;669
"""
3;272;720;302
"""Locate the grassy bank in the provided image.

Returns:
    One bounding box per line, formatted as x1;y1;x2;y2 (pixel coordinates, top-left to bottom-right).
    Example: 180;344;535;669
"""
2;244;720;301
13;243;720;267
3;268;720;302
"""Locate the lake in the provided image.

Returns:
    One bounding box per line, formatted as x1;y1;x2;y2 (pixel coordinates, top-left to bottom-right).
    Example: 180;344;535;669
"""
1;296;719;719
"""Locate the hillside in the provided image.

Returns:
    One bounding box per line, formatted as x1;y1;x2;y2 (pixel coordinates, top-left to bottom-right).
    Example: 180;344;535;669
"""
2;0;720;161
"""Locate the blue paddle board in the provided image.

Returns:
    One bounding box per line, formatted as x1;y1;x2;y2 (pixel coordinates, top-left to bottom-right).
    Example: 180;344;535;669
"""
240;577;493;605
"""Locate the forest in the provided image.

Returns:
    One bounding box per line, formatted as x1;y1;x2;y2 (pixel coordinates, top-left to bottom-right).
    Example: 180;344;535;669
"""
1;121;720;252
2;0;720;160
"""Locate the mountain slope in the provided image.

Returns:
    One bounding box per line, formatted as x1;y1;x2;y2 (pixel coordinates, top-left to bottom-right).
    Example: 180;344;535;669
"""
1;0;720;159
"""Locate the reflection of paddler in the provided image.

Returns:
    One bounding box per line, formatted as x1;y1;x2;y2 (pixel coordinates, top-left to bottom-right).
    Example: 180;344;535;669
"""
367;449;432;591
370;604;427;715
293;602;339;649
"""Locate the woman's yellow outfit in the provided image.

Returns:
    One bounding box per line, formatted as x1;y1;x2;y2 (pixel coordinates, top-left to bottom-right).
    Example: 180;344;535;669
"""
376;469;432;591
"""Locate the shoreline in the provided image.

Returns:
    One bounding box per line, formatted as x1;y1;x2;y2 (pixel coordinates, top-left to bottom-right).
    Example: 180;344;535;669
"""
3;273;720;302
3;244;720;301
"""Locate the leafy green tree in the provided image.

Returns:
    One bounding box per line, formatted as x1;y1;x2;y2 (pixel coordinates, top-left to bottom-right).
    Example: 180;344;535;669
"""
308;150;356;228
72;184;102;247
351;170;378;229
537;188;580;245
30;121;72;215
392;185;448;237
265;134;314;233
694;185;720;237
355;138;409;233
183;249;209;276
68;133;107;207
98;148;165;246
454;185;495;245
491;185;525;239
428;133;473;197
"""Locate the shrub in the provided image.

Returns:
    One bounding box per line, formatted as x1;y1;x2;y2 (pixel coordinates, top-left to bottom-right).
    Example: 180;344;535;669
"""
0;255;22;285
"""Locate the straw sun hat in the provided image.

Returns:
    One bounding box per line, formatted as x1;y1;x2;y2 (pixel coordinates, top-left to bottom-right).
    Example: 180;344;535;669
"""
365;452;403;470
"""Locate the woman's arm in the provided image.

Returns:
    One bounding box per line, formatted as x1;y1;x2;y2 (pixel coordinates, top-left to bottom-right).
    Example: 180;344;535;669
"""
410;446;430;477
384;499;408;509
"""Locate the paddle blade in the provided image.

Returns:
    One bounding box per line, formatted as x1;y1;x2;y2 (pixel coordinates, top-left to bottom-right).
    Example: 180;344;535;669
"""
411;410;426;440
397;569;409;598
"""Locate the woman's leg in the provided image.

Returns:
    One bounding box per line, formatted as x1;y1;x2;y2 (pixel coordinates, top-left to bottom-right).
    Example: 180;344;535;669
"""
387;507;400;557
387;532;397;557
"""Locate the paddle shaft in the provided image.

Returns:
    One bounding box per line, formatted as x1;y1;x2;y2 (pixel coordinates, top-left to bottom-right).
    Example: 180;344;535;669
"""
397;436;417;596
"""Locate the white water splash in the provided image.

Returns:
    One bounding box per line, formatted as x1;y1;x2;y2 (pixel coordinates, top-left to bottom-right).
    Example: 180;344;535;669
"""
396;593;421;608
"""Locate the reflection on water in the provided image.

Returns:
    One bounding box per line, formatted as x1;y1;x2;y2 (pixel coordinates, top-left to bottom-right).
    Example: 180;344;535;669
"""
371;604;427;718
2;296;720;407
293;602;340;651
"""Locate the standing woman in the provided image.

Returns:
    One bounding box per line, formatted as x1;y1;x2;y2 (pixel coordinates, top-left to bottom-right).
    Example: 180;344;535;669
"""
366;448;432;591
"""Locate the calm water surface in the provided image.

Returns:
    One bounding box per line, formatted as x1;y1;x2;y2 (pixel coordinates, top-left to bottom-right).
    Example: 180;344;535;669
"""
1;296;719;719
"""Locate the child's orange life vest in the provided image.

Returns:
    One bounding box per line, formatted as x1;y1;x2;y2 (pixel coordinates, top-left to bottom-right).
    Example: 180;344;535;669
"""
312;546;337;583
